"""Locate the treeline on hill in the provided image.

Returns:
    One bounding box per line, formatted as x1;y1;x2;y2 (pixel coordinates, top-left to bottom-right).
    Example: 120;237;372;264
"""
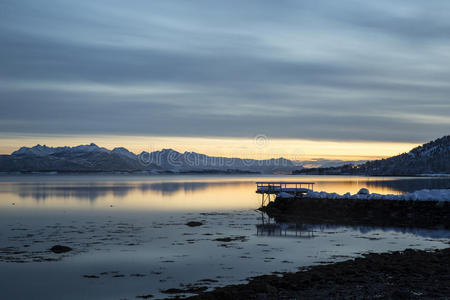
294;135;450;176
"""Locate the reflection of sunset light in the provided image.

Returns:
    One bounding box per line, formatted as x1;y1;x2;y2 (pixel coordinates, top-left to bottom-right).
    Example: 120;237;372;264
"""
0;176;414;212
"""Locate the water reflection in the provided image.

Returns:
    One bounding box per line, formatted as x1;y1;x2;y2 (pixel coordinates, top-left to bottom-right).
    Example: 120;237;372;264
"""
10;182;242;201
256;213;315;238
0;175;449;211
366;178;450;193
1;175;449;300
260;212;450;239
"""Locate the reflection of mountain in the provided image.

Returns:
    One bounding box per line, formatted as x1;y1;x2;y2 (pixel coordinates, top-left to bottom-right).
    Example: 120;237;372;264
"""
10;181;252;201
7;177;450;202
138;182;214;195
366;178;450;193
16;185;134;202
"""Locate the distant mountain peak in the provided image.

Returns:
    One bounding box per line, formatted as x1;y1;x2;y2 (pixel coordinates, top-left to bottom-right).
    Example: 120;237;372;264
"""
11;143;110;156
112;147;137;159
3;143;298;173
13;144;58;156
160;148;178;153
112;147;130;151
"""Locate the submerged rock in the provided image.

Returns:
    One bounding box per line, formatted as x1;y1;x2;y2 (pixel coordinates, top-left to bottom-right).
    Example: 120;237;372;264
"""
186;221;203;227
50;245;72;254
136;294;154;299
215;236;247;242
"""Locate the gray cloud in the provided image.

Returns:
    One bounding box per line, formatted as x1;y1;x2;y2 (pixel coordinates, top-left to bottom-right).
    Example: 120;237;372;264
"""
0;0;449;143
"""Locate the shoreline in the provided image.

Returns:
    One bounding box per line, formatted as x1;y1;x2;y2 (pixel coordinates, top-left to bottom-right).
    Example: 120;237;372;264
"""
262;196;450;229
185;247;450;299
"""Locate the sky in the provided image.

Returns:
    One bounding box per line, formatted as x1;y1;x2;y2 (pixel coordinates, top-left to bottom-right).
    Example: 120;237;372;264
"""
0;0;449;159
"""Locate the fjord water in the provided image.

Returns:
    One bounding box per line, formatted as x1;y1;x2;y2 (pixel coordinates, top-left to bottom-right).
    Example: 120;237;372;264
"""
0;175;449;300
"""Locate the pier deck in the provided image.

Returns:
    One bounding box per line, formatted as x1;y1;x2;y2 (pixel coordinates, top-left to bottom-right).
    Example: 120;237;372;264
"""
256;181;315;207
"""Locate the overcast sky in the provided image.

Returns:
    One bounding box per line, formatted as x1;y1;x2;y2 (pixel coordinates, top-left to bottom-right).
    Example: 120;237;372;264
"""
1;0;449;144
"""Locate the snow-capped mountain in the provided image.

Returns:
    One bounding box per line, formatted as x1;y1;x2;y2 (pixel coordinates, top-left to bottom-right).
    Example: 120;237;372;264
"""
357;135;450;175
0;144;296;173
111;147;137;160
2;143;151;173
12;144;66;156
12;143;109;156
138;149;295;173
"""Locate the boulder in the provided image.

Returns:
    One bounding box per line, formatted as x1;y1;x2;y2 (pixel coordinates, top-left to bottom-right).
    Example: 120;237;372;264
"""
358;188;370;195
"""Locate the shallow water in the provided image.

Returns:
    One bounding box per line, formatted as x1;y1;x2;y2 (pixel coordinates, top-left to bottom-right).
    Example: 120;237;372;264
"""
0;175;449;299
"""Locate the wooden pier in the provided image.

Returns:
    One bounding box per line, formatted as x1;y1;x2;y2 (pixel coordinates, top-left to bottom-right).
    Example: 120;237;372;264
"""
256;181;315;207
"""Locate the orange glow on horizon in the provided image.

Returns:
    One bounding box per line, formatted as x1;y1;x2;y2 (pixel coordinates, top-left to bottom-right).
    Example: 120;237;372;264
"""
0;134;420;162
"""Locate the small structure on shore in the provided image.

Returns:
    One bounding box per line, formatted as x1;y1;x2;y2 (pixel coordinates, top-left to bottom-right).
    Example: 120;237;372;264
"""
256;181;315;207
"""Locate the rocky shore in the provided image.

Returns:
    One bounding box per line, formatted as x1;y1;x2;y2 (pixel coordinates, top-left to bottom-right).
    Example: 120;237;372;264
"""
186;248;450;299
262;196;450;229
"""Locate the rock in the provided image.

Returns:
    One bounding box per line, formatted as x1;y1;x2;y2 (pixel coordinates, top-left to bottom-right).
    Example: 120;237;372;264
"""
187;248;450;299
50;245;72;254
161;286;207;294
136;294;154;299
215;236;247;242
358;188;370;195
186;221;203;227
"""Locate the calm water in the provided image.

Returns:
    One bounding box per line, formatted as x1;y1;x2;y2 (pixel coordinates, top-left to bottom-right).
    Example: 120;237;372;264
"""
0;175;449;299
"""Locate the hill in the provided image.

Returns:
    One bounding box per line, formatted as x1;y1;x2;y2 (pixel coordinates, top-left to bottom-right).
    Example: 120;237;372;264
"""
293;135;450;176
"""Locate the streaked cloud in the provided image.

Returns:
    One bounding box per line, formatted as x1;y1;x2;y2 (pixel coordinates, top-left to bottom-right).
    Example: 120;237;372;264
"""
0;0;449;143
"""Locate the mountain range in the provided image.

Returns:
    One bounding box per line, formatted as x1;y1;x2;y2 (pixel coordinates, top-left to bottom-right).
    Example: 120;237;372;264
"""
294;135;450;176
0;143;296;174
1;135;448;175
